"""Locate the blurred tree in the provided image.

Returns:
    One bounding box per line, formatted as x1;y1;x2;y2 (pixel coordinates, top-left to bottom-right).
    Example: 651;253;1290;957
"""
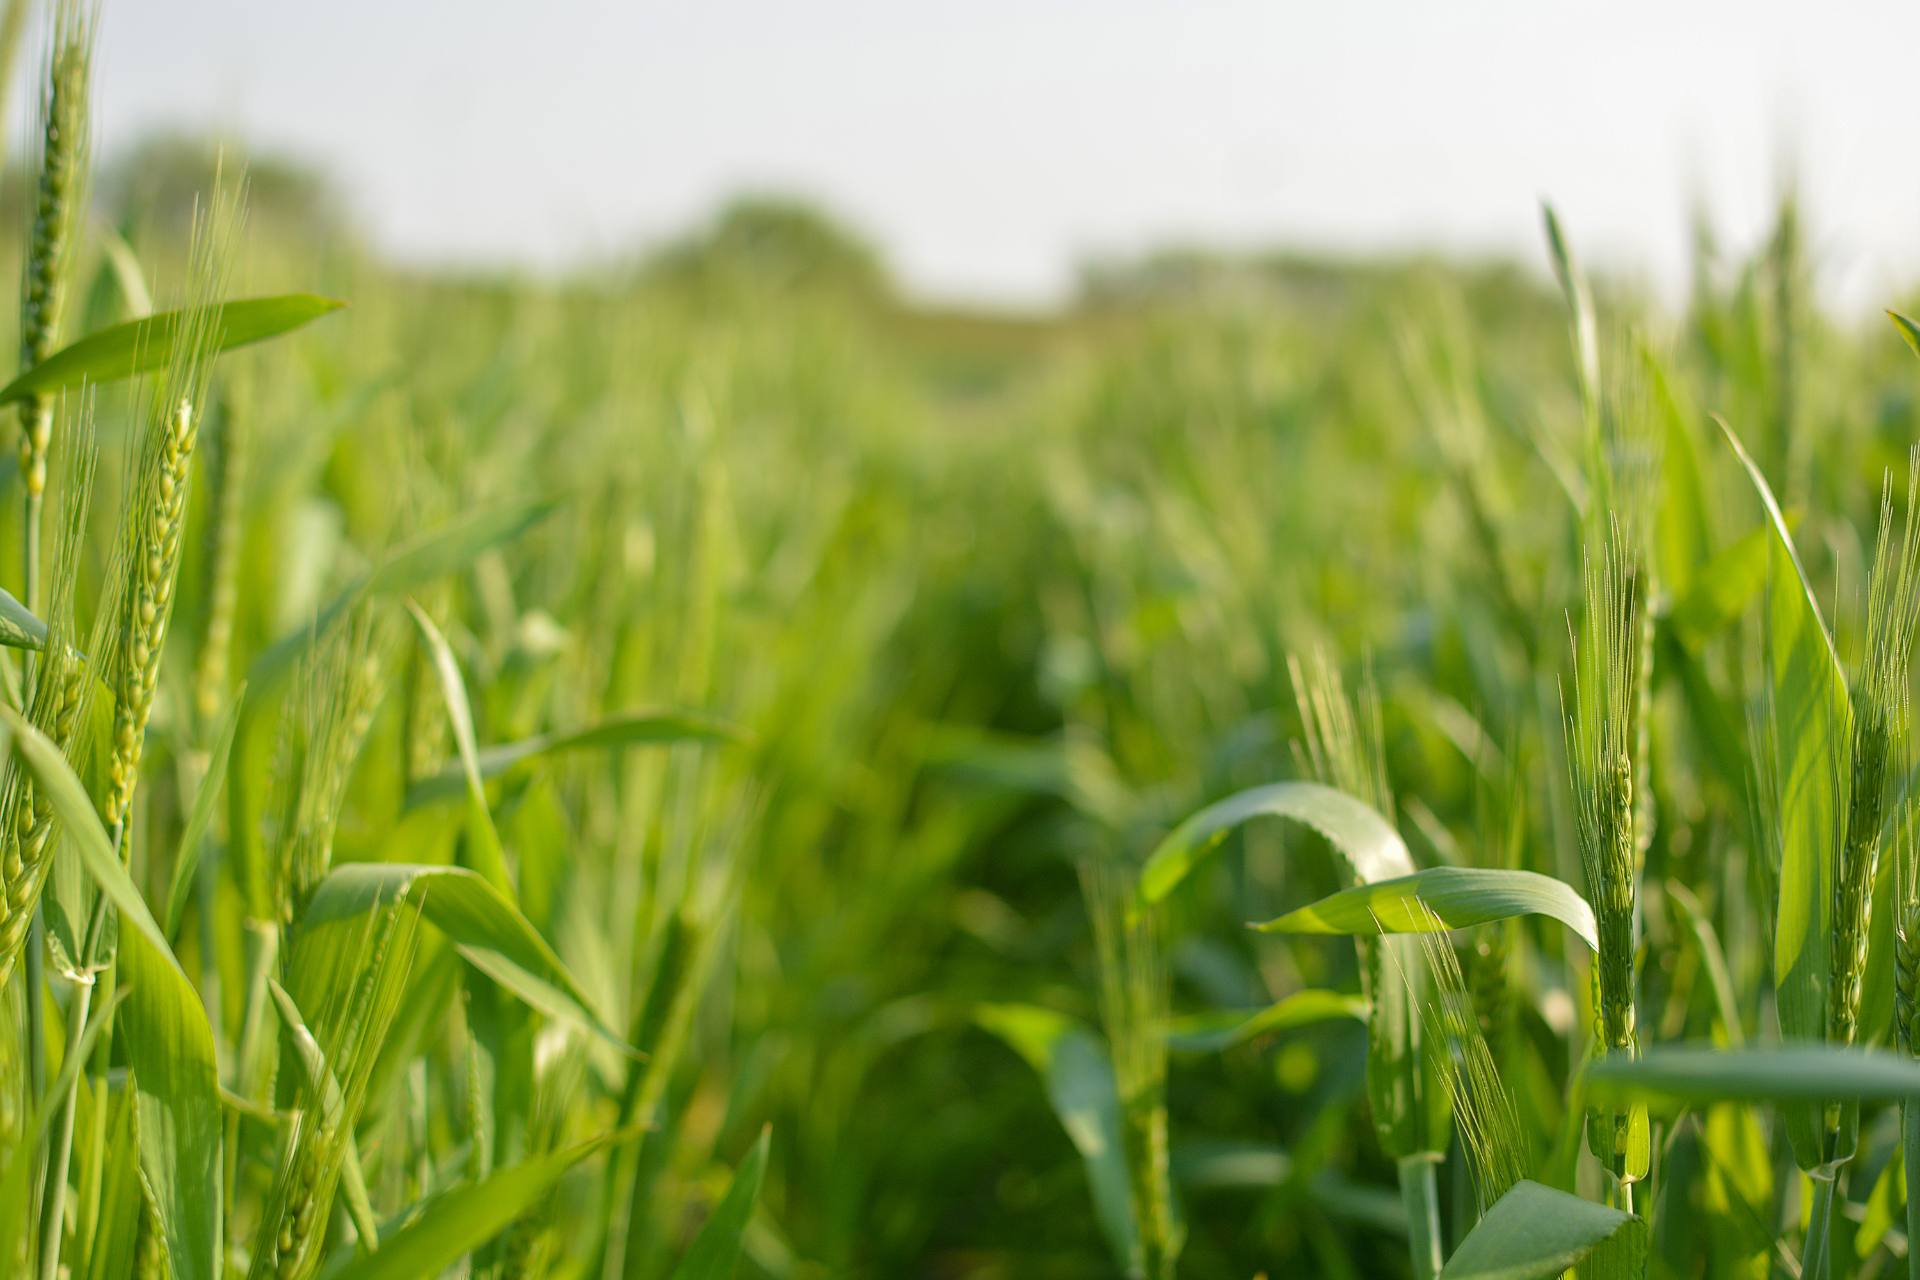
642;195;892;301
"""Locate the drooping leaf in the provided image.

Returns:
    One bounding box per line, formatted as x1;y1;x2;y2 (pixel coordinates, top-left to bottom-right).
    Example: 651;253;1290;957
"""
233;497;559;919
0;585;47;650
669;1126;772;1280
1258;866;1598;952
1167;990;1367;1053
1;707;223;1280
917;726;1133;826
1170;1141;1406;1231
0;293;345;405
1719;415;1852;1171
404;708;743;810
246;496;559;696
294;861;631;1054
1889;309;1920;360
976;1003;1135;1270
1138;781;1414;906
1586;1045;1920;1110
1138;780;1446;1160
1439;1179;1641;1279
318;1132;621;1280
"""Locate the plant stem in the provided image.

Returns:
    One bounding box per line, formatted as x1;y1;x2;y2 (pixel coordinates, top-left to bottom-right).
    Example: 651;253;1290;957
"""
1805;1170;1837;1280
1397;1153;1443;1280
1905;1102;1920;1280
34;821;118;1280
20;489;43;1246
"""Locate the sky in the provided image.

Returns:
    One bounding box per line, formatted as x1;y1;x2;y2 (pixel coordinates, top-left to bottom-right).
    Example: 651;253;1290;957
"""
76;1;1920;310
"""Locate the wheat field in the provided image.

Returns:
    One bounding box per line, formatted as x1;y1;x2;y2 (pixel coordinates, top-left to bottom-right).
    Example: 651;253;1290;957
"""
6;3;1920;1279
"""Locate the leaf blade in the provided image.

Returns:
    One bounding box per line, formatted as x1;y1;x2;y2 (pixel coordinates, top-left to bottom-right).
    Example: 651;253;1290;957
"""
1718;414;1851;1169
1586;1045;1920;1109
1139;781;1414;906
1258;866;1599;951
976;1003;1136;1270
0;706;223;1280
0;293;345;405
669;1126;772;1280
296;861;631;1054
1439;1179;1640;1280
318;1133;620;1280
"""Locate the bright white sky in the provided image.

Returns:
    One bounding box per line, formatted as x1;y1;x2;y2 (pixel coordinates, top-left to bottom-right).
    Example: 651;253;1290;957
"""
78;1;1920;310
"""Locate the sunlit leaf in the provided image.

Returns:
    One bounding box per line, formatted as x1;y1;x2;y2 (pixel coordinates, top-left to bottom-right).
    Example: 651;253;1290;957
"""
1439;1179;1641;1279
1139;781;1414;906
0;293;344;405
319;1132;622;1280
1719;415;1852;1171
404;708;742;810
1167;990;1367;1054
1258;866;1598;952
295;861;631;1055
1;706;222;1280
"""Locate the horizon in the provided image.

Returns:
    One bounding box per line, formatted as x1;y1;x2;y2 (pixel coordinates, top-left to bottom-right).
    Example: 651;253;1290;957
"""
69;2;1920;315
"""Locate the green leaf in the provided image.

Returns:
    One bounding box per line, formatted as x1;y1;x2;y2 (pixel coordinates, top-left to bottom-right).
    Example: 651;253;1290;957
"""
917;726;1133;825
1541;203;1599;414
1890;309;1920;360
1166;990;1367;1053
1257;866;1598;952
0;986;125;1269
295;862;632;1055
267;980;379;1250
1586;1045;1920;1109
119;932;225;1280
164;684;244;938
1137;781;1447;1160
318;1132;620;1280
0;706;223;1280
405;601;511;894
1439;1179;1640;1279
404;708;743;810
1138;781;1414;906
246;496;558;697
1644;338;1713;601
1718;415;1851;1170
1666;880;1744;1047
0;585;47;650
0;704;175;986
1666;523;1775;650
0;293;345;405
669;1126;772;1280
233;496;558;919
976;1003;1135;1270
1170;1141;1407;1231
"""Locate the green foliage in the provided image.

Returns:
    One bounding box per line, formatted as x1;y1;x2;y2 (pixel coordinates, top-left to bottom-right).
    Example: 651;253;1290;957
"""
9;11;1920;1273
0;294;343;406
1438;1180;1640;1279
669;1126;771;1280
1259;866;1599;951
